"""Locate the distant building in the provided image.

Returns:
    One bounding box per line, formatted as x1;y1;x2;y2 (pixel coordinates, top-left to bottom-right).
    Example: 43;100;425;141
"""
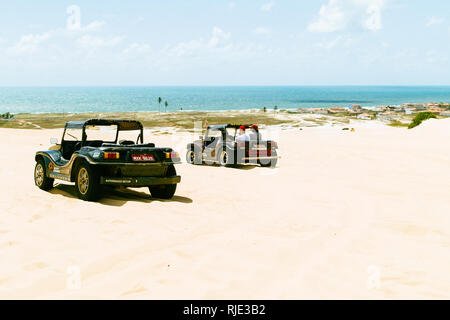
328;107;349;114
299;108;329;114
357;113;371;120
425;103;440;108
313;109;328;115
404;108;415;115
371;106;383;112
352;104;362;111
377;112;400;122
402;103;426;110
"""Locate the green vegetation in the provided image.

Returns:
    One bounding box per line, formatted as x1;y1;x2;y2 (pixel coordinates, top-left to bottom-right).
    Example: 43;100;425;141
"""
0;111;293;130
0;107;446;130
388;120;409;128
0;112;13;119
408;111;437;129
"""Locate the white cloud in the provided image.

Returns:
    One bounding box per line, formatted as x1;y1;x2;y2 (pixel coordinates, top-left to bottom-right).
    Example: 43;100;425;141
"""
308;0;386;33
134;17;145;25
260;2;275;12
159;26;271;66
76;35;124;48
308;0;346;32
315;36;343;49
166;40;203;58
314;35;355;49
426;49;447;64
162;27;232;58
7;32;51;54
208;27;231;47
82;20;106;32
426;17;444;27
122;43;151;55
67;20;106;32
253;27;272;36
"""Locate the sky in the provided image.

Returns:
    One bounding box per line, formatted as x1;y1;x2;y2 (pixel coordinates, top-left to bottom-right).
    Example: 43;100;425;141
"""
0;0;449;86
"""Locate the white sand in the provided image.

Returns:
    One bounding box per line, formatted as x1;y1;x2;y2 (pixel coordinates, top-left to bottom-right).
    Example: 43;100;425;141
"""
0;119;449;299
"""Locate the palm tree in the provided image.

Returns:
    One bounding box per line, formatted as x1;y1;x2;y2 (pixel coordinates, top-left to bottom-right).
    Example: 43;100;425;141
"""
158;97;162;113
164;100;168;113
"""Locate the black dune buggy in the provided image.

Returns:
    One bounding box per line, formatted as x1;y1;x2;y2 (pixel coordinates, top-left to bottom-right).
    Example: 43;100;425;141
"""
186;124;279;167
34;119;181;201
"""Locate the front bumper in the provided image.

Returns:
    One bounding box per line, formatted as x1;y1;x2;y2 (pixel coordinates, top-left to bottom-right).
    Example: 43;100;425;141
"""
100;175;181;187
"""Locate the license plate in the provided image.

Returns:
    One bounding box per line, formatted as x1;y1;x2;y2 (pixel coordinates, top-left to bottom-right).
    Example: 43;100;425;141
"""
132;154;155;161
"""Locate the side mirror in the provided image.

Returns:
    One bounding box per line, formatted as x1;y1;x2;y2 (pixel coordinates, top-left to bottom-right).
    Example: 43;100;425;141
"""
50;138;58;145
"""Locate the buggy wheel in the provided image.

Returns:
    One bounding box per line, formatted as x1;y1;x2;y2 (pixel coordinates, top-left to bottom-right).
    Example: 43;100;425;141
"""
186;149;202;165
34;159;54;191
217;148;234;167
75;162;100;201
259;150;278;168
149;165;177;199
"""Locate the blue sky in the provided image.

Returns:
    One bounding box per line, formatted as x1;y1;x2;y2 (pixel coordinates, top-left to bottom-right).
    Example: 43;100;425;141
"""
0;0;449;86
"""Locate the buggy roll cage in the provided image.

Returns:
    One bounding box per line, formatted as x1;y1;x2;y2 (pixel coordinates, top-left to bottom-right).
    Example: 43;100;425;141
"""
205;124;254;140
62;119;145;145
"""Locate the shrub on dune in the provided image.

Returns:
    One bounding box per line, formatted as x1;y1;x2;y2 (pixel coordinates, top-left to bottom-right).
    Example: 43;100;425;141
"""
408;112;437;129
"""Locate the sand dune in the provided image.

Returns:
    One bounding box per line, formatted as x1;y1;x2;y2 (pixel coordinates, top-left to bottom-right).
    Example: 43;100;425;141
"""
0;120;449;299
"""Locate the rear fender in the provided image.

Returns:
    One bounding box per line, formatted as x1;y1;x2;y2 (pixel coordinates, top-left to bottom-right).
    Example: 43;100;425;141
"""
267;140;278;150
70;157;88;182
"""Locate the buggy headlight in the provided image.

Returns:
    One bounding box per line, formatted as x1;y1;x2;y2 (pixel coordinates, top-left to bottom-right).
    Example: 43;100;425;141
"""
92;151;102;159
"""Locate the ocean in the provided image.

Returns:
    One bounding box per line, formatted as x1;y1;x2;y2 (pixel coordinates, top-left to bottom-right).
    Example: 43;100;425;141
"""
0;86;449;114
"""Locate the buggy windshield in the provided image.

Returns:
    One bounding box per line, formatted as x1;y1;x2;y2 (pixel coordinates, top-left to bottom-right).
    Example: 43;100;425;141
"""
85;124;118;143
63;125;118;143
63;120;144;145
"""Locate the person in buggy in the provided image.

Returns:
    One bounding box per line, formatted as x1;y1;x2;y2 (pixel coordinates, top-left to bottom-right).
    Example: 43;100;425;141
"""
248;124;262;142
235;125;250;142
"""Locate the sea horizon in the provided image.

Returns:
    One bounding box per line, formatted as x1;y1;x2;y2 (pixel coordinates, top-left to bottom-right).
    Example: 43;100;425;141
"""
1;86;450;114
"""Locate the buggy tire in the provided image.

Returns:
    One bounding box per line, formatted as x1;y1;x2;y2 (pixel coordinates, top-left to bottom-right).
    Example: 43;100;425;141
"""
259;150;278;168
75;162;100;201
186;147;202;165
149;165;177;199
217;147;233;167
34;159;54;191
